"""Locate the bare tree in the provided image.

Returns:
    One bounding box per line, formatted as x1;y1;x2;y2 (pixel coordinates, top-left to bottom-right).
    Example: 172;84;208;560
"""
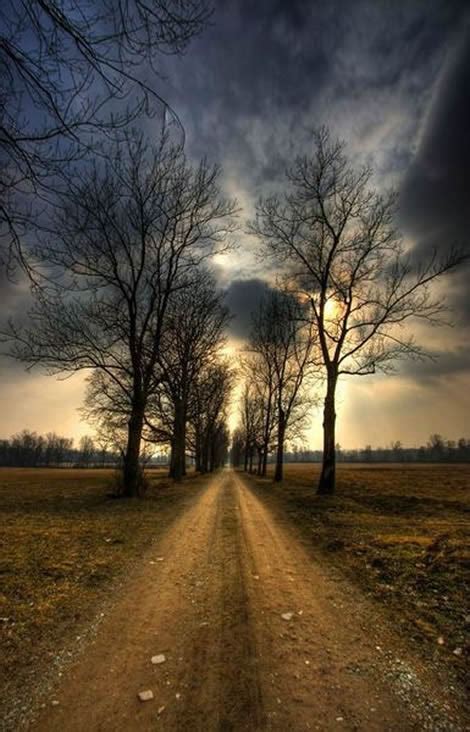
44;432;74;465
245;290;315;481
209;421;230;470
251;127;465;495
237;382;265;474
0;0;210;271
189;361;233;473
241;354;276;477
95;432;115;468
78;435;95;467
8;430;44;467
146;268;230;481
2;133;236;496
230;428;246;468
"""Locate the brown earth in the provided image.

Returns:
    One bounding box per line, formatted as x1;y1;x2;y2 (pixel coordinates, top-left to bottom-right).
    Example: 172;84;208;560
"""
243;462;470;690
19;469;468;732
0;466;209;727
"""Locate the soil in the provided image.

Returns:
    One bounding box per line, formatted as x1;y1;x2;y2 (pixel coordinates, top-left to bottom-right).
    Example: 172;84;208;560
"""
243;462;470;691
22;470;469;731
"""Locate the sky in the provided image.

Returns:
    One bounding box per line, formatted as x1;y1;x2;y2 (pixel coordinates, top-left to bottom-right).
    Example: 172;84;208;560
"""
1;0;469;449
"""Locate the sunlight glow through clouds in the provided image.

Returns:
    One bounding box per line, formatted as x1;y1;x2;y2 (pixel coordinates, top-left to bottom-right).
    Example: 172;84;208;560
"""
1;3;469;450
336;372;470;449
0;370;91;443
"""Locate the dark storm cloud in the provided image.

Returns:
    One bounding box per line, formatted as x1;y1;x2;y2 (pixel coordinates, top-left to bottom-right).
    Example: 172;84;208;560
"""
0;272;32;378
164;1;332;191
2;0;470;440
156;0;470;381
0;270;26;310
224;278;275;338
0;270;31;330
158;0;468;189
398;23;470;333
400;344;470;383
399;26;470;257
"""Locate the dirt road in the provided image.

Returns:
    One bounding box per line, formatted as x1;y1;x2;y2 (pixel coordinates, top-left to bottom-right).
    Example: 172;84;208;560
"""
28;470;466;731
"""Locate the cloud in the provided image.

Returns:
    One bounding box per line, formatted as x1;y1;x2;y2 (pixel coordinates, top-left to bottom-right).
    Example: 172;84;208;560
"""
159;1;468;178
399;25;470;242
0;367;88;441
224;277;276;339
0;270;30;314
2;0;470;446
399;343;470;382
398;24;470;317
336;371;470;448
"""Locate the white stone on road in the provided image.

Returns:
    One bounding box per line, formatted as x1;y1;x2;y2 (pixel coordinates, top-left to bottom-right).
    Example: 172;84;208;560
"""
151;654;166;665
138;690;154;702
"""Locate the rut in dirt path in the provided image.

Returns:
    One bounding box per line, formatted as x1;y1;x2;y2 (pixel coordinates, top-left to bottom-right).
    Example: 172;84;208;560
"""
29;470;465;732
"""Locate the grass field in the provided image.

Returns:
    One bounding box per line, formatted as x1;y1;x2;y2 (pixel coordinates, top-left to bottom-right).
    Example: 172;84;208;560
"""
245;462;470;687
0;467;205;715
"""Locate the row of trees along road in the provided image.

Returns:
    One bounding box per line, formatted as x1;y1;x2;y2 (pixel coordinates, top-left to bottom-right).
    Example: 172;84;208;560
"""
241;128;465;495
238;290;316;482
1;1;235;496
3;134;236;496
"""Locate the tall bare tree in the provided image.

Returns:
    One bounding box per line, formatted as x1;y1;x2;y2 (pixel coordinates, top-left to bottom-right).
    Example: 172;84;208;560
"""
0;0;210;271
230;428;246;469
78;435;95;467
251;127;465;495
238;380;268;475
241;353;276;477
146;269;230;481
246;290;315;481
3;133;236;496
189;361;233;473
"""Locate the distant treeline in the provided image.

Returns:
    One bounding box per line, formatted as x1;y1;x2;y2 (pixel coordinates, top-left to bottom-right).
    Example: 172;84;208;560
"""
0;431;113;467
0;430;175;468
3;430;470;468
280;435;470;464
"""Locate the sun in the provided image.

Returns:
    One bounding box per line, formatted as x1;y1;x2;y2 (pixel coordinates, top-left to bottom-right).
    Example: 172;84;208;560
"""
323;297;340;320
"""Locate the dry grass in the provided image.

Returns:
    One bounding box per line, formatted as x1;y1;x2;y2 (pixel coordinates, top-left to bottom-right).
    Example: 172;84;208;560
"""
246;462;470;686
0;467;206;710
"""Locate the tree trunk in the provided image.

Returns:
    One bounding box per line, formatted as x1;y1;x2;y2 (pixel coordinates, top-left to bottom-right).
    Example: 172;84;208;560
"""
244;443;249;472
170;401;186;482
209;435;215;472
195;427;202;472
274;413;285;482
318;370;337;495
262;395;272;477
261;447;268;477
257;448;263;475
169;442;175;478
201;435;209;473
122;405;144;497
